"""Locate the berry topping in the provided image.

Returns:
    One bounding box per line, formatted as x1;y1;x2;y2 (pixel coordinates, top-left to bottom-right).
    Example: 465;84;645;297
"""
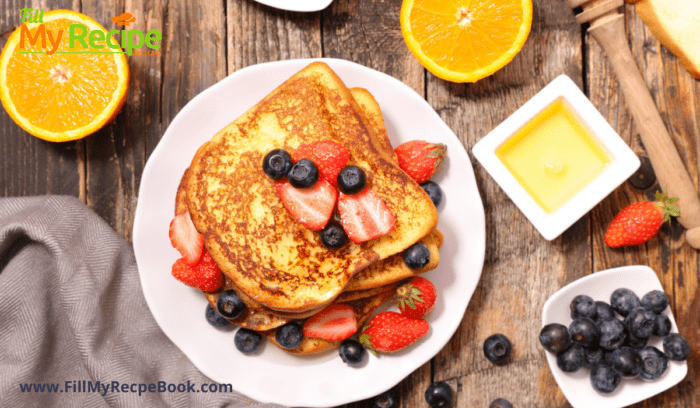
396;277;437;319
293;140;350;187
302;304;357;341
403;243;431;270
420;181;443;207
169;213;203;265
663;333;690;361
424;381;453;408
337;165;367;195
262;149;293;180
338;188;395;244
276;178;337;230
395;140;446;184
216;289;246;320
205;304;230;328
359;311;429;354
171;251;223;292
288;158;319;188
339;339;365;365
539;323;571;354
276;321;304;350
320;221;348;249
234;328;263;354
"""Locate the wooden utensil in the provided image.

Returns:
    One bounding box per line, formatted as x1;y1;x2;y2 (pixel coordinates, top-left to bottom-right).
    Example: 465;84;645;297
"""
566;0;700;248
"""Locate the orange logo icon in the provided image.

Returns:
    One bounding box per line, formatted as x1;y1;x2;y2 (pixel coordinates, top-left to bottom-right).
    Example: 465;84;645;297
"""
112;12;135;26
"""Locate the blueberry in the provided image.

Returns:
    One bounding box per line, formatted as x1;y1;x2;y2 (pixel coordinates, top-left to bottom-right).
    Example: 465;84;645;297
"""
403;243;431;270
595;301;616;324
275;321;304;350
627;155;656;190
590;363;621;394
654;313;672;337
624;307;657;339
610;288;641;317
320;221;348;249
420;181;443;207
288;159;318;188
337;165;367;195
569;317;600;349
585;348;606;367
641;290;669;314
638;346;669;381
373;390;397;408
339;339;365;365
610;346;643;378
539;323;572;354
598;318;627;350
663;333;690;361
216;290;246;320
489;398;513;408
571;295;598;320
624;332;649;350
425;381;453;408
483;334;512;364
234;328;262;354
262;149;293;180
205;303;231;328
556;343;585;372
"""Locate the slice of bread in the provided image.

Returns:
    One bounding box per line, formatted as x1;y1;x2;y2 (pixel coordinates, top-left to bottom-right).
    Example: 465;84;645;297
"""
634;0;700;79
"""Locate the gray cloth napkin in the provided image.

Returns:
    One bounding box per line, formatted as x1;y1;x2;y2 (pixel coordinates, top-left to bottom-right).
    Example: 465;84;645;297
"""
0;196;284;408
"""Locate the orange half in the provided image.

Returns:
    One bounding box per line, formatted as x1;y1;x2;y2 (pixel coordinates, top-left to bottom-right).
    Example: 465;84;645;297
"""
0;10;129;142
401;0;533;83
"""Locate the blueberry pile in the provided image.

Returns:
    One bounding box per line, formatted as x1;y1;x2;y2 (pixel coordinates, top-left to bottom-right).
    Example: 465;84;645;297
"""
540;289;689;394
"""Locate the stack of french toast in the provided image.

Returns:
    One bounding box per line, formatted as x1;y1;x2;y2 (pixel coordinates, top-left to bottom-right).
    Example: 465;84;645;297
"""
172;62;442;354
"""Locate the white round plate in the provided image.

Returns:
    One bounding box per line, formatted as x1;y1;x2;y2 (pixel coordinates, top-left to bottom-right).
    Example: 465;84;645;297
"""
133;58;486;407
542;265;687;408
253;0;333;12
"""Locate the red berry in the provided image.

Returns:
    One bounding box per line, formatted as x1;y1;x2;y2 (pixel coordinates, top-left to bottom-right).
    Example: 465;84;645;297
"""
337;188;395;244
293;140;350;188
394;140;446;184
169;213;204;265
359;311;429;354
303;304;358;341
276;178;337;230
171;251;223;292
604;191;679;248
396;277;437;319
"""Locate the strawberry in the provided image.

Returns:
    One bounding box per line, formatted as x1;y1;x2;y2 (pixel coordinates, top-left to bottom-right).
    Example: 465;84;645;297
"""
394;140;446;184
359;311;429;354
276;178;337;230
337;188;395;244
604;191;679;248
303;304;358;341
396;277;437;319
171;251;223;292
169;212;203;265
293;140;350;187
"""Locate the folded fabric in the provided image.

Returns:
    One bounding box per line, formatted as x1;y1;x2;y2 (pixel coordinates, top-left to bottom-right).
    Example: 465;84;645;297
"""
0;196;282;408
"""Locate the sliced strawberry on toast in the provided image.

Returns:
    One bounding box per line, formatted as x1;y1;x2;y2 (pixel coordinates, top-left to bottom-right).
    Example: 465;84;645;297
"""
276;178;338;230
293;140;350;187
172;251;223;292
303;304;358;341
169;212;203;265
337;188;395;244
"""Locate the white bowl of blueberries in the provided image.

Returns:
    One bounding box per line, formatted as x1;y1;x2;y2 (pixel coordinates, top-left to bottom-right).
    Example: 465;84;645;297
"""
541;265;689;408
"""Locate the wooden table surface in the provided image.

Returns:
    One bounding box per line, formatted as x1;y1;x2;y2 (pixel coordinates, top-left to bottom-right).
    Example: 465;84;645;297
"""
2;0;699;407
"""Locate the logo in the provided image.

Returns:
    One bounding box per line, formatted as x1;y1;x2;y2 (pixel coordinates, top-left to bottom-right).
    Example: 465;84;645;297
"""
18;8;161;56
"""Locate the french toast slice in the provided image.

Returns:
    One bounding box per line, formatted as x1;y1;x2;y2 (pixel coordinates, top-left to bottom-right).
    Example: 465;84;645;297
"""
185;62;438;312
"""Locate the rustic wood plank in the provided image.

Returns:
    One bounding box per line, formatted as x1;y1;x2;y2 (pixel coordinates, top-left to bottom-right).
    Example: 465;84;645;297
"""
0;0;82;200
426;1;585;406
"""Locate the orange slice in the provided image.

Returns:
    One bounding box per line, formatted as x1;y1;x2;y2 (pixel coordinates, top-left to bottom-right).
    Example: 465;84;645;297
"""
401;0;533;83
0;10;129;142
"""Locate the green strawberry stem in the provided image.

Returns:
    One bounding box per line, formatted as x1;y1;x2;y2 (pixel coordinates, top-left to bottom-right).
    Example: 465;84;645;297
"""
655;190;680;222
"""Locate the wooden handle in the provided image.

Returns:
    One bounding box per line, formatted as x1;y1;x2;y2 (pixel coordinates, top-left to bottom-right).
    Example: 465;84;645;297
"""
588;14;700;248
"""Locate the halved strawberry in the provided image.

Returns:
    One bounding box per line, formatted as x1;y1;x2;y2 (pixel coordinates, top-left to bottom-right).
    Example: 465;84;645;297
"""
337;188;395;244
169;213;203;265
171;251;223;292
276;178;337;230
303;304;358;341
293;140;350;187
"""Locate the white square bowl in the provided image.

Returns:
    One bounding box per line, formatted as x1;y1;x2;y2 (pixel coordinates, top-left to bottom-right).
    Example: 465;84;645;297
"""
472;75;640;240
541;265;688;408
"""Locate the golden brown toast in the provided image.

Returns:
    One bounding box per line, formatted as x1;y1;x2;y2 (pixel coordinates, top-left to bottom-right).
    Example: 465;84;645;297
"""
185;62;437;312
